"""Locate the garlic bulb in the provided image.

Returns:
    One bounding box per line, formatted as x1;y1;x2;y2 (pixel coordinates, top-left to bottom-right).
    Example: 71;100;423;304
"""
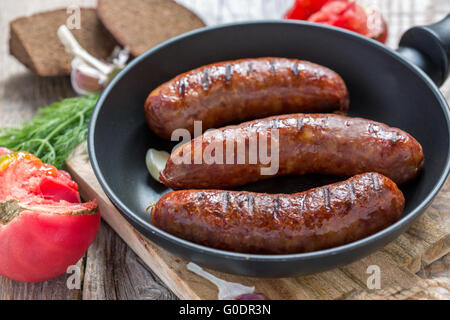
145;148;170;183
57;25;129;95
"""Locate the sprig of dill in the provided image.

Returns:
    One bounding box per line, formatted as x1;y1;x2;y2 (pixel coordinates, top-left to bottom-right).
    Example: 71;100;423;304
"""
0;94;99;169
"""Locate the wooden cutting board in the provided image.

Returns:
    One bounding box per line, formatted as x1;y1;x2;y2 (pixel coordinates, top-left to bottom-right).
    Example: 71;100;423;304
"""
66;144;449;300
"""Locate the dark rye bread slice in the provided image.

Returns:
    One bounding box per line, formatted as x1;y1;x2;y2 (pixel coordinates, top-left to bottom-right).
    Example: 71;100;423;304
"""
97;0;205;57
9;8;118;76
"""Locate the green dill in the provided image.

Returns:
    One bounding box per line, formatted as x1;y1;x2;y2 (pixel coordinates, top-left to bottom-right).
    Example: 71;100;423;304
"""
0;94;99;169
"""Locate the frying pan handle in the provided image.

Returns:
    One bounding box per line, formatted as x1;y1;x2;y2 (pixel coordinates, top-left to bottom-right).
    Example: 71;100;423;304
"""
398;14;450;87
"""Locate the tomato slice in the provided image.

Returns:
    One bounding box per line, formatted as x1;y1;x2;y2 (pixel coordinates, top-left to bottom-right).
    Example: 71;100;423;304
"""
308;1;369;35
284;0;335;20
284;0;388;43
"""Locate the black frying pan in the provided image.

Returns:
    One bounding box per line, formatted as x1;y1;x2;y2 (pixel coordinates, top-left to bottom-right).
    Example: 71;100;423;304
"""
88;16;450;277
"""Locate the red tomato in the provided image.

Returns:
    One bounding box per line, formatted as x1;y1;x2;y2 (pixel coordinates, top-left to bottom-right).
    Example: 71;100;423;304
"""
284;0;388;43
0;149;100;282
39;177;80;203
365;8;388;43
308;1;369;35
284;0;335;20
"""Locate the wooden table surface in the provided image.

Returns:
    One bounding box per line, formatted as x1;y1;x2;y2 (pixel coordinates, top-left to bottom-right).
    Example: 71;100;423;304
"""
0;0;448;300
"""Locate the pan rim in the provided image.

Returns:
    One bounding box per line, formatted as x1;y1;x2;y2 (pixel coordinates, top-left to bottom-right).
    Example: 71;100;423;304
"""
88;20;450;262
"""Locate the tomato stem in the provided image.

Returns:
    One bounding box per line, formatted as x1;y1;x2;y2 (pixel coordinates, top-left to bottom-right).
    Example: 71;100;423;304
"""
0;200;24;225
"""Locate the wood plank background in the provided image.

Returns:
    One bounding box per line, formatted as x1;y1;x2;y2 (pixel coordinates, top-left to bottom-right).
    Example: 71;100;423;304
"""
0;0;449;299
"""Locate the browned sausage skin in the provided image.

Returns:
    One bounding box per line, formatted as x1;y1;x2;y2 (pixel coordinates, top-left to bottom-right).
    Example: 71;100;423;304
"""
151;173;405;254
160;114;425;189
145;57;349;139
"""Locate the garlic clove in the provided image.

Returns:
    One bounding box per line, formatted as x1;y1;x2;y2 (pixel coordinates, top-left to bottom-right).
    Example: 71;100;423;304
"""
146;148;170;183
58;25;130;95
71;58;107;95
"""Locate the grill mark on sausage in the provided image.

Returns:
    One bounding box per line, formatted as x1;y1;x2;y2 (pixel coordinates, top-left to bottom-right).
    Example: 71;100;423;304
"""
371;173;380;191
368;123;384;139
270;60;276;75
247;62;253;75
273;196;280;220
348;180;356;202
324;187;331;210
291;62;299;76
194;191;206;206
225;65;232;84
179;77;186;97
202;68;210;91
391;132;400;144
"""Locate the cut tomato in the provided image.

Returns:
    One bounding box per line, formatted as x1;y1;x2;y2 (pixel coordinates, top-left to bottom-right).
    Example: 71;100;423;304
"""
39;177;80;203
284;0;388;43
0;149;100;282
309;1;369;35
284;0;335;20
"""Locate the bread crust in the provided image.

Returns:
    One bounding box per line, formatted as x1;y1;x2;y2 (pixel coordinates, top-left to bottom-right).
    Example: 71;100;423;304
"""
97;0;205;57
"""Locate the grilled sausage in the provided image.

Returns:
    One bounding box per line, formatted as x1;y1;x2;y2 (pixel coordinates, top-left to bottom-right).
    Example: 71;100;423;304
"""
145;57;349;139
160;114;425;189
151;173;405;254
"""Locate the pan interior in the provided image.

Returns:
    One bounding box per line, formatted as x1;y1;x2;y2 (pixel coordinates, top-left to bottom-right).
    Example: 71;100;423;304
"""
91;22;450;257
